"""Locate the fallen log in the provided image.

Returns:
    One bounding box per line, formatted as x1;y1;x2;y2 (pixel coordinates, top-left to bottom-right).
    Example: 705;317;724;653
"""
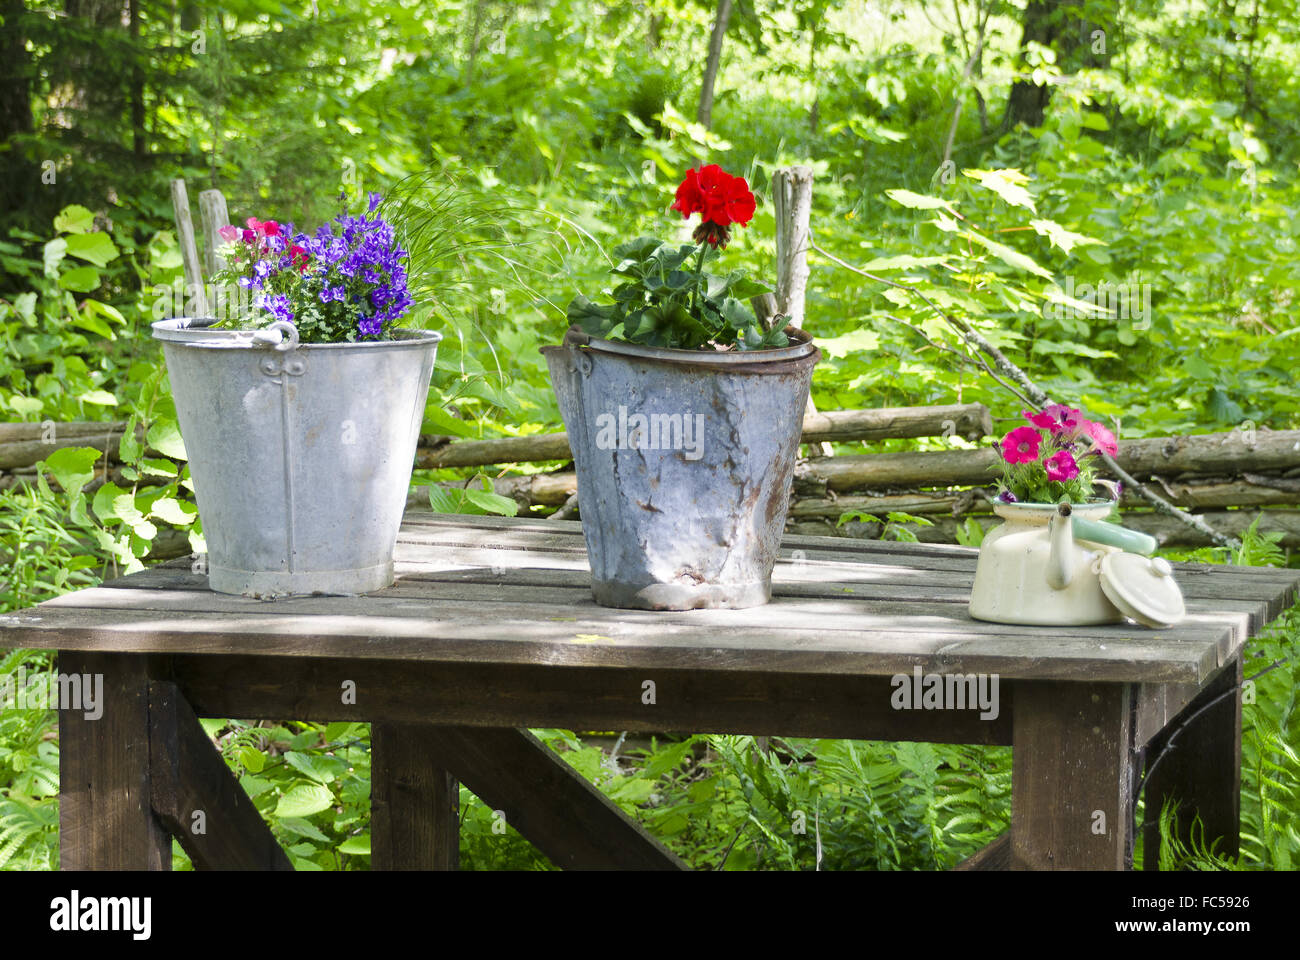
2;404;992;472
415;403;994;469
792;509;1300;550
788;477;1300;519
794;429;1300;493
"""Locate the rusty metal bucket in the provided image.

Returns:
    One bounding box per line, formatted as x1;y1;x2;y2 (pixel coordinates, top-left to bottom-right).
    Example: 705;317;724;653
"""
542;327;819;610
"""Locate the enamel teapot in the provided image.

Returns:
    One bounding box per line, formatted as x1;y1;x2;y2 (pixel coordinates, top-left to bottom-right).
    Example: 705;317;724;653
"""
968;501;1186;628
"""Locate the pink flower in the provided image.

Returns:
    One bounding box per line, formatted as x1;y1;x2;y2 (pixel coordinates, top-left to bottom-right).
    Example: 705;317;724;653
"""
218;224;240;242
262;220;281;237
1044;449;1080;482
1001;426;1042;464
1024;404;1084;436
246;216;263;232
241;228;256;243
1080;419;1118;457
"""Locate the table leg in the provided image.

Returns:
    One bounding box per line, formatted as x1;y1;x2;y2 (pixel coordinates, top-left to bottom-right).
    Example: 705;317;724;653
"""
1011;681;1137;870
371;722;460;870
58;652;171;870
1141;656;1242;869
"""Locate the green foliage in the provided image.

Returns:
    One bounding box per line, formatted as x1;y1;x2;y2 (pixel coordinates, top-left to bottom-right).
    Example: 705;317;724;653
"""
568;235;785;350
4;0;1300;873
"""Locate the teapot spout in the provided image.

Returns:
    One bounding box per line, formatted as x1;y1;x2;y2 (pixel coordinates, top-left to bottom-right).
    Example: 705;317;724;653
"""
1047;502;1075;590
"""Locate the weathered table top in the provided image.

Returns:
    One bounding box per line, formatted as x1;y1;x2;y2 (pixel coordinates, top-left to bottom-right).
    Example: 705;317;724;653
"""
2;510;1297;685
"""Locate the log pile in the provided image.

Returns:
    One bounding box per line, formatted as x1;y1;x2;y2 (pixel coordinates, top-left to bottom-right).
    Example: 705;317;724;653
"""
6;410;1299;550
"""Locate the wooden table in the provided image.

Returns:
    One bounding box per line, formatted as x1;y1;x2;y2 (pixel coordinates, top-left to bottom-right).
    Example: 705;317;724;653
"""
1;511;1296;871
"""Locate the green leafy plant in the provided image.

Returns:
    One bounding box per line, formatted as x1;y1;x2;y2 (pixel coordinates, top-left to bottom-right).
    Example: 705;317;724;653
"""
567;165;785;350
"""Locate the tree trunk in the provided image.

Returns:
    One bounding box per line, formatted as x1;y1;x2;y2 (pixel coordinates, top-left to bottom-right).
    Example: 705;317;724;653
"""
465;0;487;86
697;0;733;130
1003;0;1060;130
0;0;33;144
0;0;35;229
647;12;664;51
130;0;146;162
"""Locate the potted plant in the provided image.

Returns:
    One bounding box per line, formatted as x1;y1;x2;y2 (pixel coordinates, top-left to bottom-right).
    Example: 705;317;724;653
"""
152;193;441;597
543;165;820;610
968;405;1185;628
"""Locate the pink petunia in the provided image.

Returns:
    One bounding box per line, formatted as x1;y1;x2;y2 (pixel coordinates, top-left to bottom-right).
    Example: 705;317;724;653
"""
218;224;240;242
262;220;281;237
1044;449;1080;482
1080;419;1118;457
1001;426;1042;464
1024;404;1084;436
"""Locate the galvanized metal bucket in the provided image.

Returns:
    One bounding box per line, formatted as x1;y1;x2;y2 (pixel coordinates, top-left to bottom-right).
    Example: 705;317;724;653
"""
543;326;820;610
152;318;440;597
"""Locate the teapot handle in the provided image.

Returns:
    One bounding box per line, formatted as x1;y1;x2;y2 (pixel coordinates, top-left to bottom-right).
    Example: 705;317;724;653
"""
1072;517;1157;556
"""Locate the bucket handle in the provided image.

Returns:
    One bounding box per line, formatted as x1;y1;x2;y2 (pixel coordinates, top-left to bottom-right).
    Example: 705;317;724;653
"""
252;320;300;352
563;327;593;376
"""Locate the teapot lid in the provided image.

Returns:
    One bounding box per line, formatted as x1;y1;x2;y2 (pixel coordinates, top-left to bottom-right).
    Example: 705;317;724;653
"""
1099;553;1186;628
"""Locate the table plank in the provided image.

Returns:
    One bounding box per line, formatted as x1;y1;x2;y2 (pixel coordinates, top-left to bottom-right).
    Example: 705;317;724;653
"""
4;586;1229;682
1;515;1295;687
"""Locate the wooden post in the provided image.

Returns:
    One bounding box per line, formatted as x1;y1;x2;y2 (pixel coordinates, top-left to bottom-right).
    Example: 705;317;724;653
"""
773;166;813;326
1011;681;1137;870
58;652;172;870
170;178;209;317
772;165;832;457
371;723;461;870
198;188;231;276
1141;657;1242;869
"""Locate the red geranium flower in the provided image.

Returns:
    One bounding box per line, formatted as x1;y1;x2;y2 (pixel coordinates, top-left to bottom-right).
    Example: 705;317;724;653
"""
1001;426;1042;464
671;164;756;247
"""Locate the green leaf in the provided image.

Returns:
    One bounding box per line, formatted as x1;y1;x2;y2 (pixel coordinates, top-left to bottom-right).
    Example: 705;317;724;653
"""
78;389;116;406
54;205;95;235
857;254;950;271
150;497;195;525
1029;219;1105;255
238;747;265;774
84;298;127;325
816;330;881;356
964;232;1053;279
284;751;343;785
277;817;331;843
146;418;187;460
272;783;335;819
566;294;617;337
42;447;103;495
43;238;67;277
463;486;519;516
962;168;1036;211
92;481;129;523
611;236;664;264
59;265;101;292
64;232;119;267
338;834;371;856
138;457;178;478
885;189;955;211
